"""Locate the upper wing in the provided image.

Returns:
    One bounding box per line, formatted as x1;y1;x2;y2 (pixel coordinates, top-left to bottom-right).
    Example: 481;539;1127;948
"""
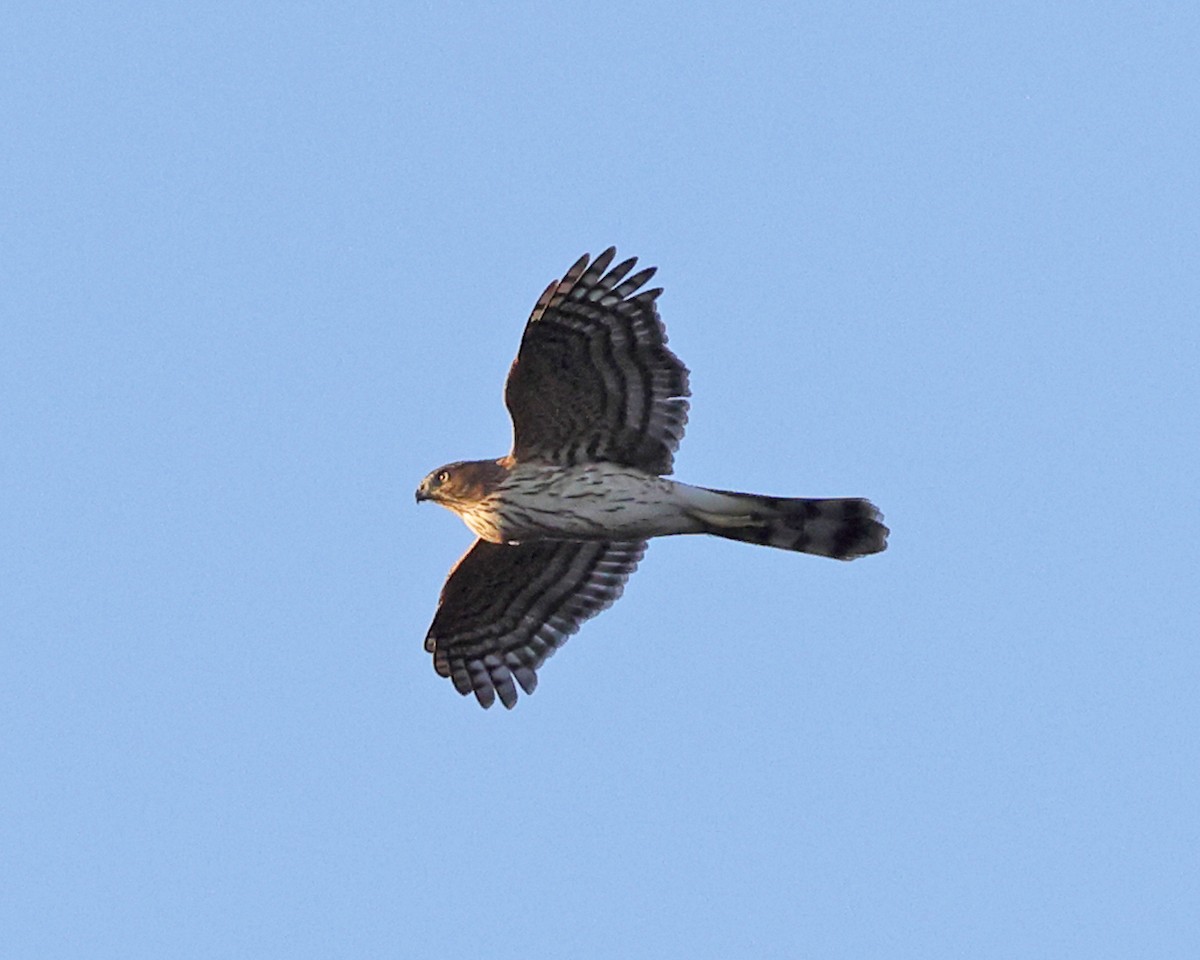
425;537;647;709
504;248;690;475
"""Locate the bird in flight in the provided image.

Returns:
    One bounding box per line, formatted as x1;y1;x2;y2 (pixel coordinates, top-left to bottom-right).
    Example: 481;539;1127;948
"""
416;248;887;708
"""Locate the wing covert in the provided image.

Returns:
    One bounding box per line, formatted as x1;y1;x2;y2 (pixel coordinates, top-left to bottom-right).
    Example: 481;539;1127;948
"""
425;538;647;709
504;248;690;474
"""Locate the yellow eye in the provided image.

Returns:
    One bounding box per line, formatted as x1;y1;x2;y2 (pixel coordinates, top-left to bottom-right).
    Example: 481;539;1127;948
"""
436;470;450;484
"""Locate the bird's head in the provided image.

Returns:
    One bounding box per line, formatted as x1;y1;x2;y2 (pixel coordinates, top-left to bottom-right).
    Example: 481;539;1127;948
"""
415;460;507;508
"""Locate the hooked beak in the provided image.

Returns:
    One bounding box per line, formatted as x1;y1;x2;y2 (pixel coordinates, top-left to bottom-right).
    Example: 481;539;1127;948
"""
415;482;429;503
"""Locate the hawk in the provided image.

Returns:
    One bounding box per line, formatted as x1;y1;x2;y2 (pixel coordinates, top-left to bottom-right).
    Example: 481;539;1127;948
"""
416;248;887;708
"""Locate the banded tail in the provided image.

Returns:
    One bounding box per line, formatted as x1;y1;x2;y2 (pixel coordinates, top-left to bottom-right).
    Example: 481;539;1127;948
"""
682;486;888;560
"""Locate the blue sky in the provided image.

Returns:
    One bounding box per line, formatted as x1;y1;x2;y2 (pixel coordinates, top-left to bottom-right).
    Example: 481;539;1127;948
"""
4;2;1198;957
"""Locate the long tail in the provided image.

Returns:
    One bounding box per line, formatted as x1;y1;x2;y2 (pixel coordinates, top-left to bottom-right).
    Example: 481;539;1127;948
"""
681;486;888;560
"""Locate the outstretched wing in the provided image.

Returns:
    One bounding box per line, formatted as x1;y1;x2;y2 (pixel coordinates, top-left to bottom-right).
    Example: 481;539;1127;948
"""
425;538;647;709
504;248;690;475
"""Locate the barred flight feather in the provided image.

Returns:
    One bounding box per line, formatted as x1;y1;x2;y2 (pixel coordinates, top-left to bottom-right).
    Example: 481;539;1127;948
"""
417;247;887;709
425;538;646;709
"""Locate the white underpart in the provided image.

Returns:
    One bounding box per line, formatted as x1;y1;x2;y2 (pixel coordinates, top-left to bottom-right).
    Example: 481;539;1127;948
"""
475;463;743;543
